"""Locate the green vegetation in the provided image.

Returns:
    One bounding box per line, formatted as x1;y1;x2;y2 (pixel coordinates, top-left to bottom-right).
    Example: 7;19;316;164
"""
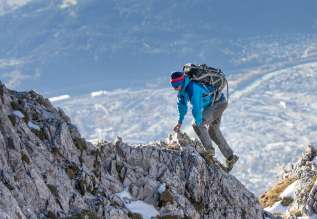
47;184;59;199
21;152;31;164
65;210;98;219
74;138;87;153
289;209;303;217
31;128;48;141
91;149;101;178
8;115;16;126
93;158;101;179
128;212;143;219
65;164;79;179
51;147;62;158
23;113;30;124
159;190;174;207
76;179;86;196
281;197;293;206
192;201;204;213
31;111;41;122
10;101;20;110
47;211;58;219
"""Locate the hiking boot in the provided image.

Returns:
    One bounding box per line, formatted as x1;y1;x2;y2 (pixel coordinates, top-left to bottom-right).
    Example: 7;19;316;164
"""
201;149;215;165
226;154;239;172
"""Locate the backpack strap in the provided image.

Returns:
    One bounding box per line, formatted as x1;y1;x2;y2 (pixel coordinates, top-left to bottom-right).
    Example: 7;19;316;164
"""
201;84;218;106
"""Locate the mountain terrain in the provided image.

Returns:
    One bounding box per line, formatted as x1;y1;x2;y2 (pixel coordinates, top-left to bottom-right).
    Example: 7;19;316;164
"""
54;40;317;194
1;78;317;218
260;145;317;219
0;81;266;218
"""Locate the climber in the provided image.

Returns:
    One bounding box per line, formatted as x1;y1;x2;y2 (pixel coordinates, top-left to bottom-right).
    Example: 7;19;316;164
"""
170;70;239;172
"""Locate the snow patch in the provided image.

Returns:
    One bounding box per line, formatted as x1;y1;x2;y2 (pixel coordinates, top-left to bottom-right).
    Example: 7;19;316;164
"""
49;95;70;102
125;201;159;219
117;188;132;200
264;201;288;214
28;121;40;131
90;89;130;97
280;180;298;199
91;90;107;97
13;110;24;118
116;189;159;219
158;183;166;194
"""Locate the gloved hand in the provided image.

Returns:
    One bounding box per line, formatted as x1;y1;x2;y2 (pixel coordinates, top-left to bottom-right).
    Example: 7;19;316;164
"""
173;123;182;132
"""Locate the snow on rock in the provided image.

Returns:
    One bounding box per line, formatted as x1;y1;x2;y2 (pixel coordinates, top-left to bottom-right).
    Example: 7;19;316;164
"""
265;201;288;214
27;121;40;131
49;95;70;102
126;200;159;219
13;110;24;118
262;144;317;218
280;180;298;199
158;183;166;194
116;189;159;219
117;188;133;200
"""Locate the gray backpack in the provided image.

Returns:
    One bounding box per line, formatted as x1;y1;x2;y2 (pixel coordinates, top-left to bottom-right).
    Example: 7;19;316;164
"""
183;63;229;103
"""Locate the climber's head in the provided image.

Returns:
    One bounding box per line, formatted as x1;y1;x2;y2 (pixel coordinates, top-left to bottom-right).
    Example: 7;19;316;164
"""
170;71;185;91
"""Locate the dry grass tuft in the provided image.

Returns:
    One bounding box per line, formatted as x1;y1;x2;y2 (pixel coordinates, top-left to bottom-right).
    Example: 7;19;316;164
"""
259;176;297;208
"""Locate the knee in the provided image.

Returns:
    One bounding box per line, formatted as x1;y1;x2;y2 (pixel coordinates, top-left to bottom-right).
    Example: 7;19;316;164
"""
208;125;218;134
192;122;207;135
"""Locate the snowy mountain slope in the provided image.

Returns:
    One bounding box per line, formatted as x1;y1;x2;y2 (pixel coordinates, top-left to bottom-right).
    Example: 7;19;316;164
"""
54;54;317;194
226;60;317;193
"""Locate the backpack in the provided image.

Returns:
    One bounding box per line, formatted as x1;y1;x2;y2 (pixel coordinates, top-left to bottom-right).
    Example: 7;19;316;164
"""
183;63;229;103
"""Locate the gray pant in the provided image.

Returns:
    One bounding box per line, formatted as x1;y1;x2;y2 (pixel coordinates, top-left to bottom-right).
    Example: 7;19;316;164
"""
192;100;233;159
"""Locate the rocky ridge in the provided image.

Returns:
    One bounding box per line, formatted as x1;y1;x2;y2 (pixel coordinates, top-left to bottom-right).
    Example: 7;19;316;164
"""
260;145;317;218
0;81;265;219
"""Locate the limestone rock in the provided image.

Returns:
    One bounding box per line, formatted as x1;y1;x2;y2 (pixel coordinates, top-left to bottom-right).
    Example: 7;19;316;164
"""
261;144;317;218
0;83;264;219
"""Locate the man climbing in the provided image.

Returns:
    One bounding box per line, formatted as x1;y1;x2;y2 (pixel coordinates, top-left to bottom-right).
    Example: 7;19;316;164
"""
170;67;239;172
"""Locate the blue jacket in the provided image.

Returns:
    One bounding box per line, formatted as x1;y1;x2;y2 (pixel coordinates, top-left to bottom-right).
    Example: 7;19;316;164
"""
177;76;225;126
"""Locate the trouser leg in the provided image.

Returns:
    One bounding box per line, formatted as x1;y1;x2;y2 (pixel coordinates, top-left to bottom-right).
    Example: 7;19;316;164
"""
192;123;214;151
208;118;233;159
203;100;234;159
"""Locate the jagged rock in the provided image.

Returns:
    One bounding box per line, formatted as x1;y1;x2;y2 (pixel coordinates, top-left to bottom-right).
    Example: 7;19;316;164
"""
0;83;264;219
261;144;317;218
